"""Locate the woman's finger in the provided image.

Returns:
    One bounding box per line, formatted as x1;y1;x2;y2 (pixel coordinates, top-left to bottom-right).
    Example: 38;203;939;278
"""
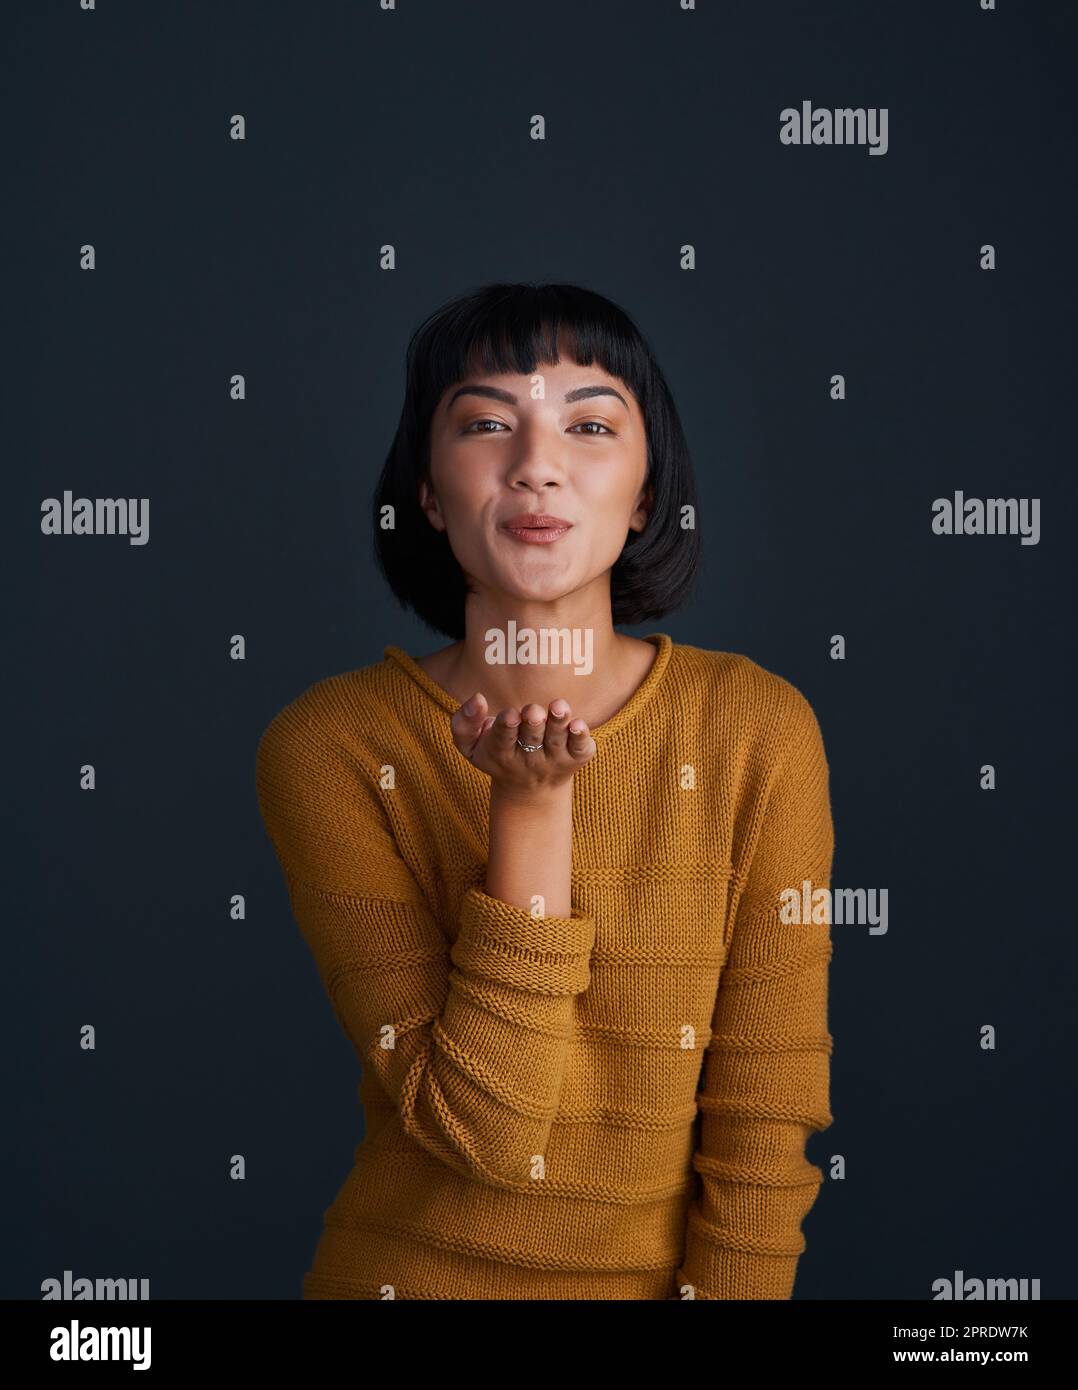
543;699;571;756
517;702;548;753
450;691;488;757
566;718;593;760
489;706;522;755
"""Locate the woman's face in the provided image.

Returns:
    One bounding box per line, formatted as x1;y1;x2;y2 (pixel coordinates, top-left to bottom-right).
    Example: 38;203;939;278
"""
419;356;651;609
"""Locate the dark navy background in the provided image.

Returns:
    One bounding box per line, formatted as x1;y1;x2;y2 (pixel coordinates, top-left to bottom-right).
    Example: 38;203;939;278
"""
8;0;1076;1299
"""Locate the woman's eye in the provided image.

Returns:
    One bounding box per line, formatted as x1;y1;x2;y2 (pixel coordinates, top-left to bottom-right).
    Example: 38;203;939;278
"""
462;418;613;435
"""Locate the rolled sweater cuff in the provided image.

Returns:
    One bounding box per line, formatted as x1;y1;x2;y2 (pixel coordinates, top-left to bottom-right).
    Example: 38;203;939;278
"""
452;886;596;995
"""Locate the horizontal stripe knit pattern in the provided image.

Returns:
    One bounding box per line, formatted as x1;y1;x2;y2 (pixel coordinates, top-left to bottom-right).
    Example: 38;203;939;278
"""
254;631;835;1300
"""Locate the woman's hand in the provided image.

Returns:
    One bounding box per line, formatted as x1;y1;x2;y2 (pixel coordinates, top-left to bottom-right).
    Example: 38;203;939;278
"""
451;694;597;796
455;694;592;917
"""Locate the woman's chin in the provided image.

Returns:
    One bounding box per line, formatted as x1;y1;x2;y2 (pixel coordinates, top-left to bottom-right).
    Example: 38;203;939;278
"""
485;569;579;604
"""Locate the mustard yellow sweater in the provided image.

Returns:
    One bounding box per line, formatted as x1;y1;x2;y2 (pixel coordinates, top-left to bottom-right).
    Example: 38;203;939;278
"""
254;632;835;1300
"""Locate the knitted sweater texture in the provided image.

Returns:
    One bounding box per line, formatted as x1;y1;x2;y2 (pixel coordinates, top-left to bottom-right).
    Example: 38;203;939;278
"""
254;632;835;1300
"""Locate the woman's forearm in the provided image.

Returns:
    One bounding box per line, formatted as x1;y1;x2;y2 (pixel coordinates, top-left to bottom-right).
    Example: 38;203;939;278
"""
485;781;574;919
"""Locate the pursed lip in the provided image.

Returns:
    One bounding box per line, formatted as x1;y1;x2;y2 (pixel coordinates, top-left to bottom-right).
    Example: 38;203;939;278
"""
500;513;574;530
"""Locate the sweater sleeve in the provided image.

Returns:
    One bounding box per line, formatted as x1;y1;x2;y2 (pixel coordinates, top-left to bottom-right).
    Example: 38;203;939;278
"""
675;685;835;1300
254;700;596;1189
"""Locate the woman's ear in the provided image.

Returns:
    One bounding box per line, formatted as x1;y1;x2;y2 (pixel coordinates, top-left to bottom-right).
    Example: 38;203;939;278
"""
418;477;446;533
629;479;653;535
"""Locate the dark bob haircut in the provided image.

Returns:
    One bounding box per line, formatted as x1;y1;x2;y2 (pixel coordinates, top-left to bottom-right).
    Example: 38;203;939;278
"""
372;281;702;641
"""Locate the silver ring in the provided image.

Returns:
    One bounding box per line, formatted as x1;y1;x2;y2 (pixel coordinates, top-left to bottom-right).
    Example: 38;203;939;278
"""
516;738;544;753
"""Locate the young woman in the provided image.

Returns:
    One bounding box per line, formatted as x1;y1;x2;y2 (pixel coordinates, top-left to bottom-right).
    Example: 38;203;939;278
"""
255;282;835;1300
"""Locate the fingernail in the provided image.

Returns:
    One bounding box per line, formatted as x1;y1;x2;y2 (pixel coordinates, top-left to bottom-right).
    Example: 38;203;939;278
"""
462;697;477;716
569;720;585;734
551;700;569;718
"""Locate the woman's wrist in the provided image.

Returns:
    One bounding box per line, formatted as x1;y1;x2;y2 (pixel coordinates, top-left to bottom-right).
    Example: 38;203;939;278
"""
489;777;574;818
486;778;574;917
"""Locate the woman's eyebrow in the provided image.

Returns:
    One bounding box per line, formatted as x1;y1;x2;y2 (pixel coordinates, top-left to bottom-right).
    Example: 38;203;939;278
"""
447;383;629;410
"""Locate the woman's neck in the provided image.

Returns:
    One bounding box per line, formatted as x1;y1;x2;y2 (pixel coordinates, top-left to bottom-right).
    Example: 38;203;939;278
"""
418;608;657;730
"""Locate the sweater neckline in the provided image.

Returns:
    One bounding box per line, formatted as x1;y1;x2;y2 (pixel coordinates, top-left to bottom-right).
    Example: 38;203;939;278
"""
383;631;674;748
